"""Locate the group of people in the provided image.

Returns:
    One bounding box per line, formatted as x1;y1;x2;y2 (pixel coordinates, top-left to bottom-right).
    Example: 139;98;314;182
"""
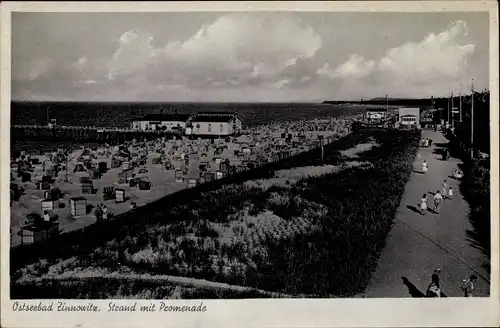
420;138;433;148
425;267;478;297
418;179;453;215
95;204;108;222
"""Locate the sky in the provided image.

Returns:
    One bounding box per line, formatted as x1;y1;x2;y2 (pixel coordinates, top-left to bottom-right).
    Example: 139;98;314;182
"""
11;11;489;102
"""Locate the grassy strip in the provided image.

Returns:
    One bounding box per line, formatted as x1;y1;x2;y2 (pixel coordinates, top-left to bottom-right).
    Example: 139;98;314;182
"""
12;129;420;297
12;274;291;299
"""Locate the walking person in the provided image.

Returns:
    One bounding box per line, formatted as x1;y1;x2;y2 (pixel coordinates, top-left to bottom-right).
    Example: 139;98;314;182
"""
433;191;443;213
102;204;108;220
95;205;102;223
422;160;428;173
462;275;478;297
43;210;51;228
442;180;449;199
426;271;442;298
428;139;433;147
419;193;428;215
448;186;454;199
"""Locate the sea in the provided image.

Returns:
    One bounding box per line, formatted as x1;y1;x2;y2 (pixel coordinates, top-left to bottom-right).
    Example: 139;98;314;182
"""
11;102;366;128
10;101;366;154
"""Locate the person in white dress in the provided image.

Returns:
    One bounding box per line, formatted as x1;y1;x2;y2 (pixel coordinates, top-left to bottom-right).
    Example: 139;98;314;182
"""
442;180;449;199
419;193;428;215
422;160;428;173
448;187;454;199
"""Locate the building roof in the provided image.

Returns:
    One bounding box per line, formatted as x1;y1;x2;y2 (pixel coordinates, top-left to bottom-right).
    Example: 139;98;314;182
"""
195;111;237;116
366;108;388;112
137;114;191;122
190;112;239;123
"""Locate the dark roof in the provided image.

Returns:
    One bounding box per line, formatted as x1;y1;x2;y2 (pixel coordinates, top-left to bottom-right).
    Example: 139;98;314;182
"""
366;108;388;112
196;111;237;116
138;114;191;122
191;113;238;123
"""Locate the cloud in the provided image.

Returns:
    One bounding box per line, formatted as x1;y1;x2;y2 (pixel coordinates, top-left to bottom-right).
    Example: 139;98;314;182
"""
107;13;322;87
318;20;476;96
317;55;375;79
108;29;159;81
377;20;475;84
13;57;52;82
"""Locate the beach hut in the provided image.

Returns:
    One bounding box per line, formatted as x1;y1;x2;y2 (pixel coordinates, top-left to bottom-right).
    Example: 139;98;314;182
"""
199;162;208;172
41;175;53;184
175;170;184;182
81;181;93;194
89;168;100;180
98;162;108;174
70;197;87;217
74;162;86;173
188;179;197;188
41;199;55;212
43;188;61;201
103;187;115;200
20;222;60;245
117;168;134;184
228;165;237;176
138;179;151;190
219;160;230;172
36;181;51;190
111;158;122;168
203;172;215;182
115;188;126;203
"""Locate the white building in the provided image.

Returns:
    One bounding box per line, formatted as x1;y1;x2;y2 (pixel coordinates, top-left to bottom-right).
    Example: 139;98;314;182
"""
365;108;388;121
185;112;243;136
130;114;191;131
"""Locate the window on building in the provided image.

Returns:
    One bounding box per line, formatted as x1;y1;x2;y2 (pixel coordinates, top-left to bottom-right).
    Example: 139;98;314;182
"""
220;124;224;132
208;124;212;132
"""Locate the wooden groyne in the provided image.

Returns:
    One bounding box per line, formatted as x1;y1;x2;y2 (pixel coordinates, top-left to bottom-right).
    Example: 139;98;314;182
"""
11;125;182;144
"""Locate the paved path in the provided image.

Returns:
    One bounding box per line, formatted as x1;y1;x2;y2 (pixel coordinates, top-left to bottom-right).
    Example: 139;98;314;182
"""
359;129;490;298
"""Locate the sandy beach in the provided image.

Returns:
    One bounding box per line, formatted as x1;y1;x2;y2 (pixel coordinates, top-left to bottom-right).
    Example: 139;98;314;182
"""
10;115;361;247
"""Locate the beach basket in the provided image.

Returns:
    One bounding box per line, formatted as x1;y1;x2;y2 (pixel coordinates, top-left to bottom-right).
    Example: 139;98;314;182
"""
70;197;87;216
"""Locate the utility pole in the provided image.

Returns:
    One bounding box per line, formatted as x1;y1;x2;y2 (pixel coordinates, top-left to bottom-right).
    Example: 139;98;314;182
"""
448;98;451;124
459;85;463;122
471;79;475;159
451;91;454;129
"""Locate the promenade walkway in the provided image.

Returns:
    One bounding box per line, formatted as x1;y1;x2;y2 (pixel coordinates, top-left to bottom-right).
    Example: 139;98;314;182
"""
360;129;490;298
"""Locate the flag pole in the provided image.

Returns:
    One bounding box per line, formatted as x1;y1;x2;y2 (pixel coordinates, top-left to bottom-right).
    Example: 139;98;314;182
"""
451;91;454;129
470;79;474;158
